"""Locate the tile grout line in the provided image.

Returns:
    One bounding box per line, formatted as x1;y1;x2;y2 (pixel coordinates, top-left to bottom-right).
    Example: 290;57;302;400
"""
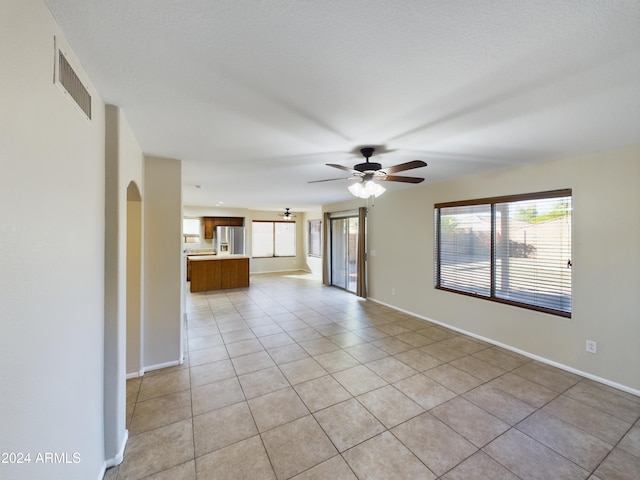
132;276;639;480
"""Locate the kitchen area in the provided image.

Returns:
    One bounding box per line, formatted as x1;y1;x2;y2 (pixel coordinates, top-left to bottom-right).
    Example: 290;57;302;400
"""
184;216;250;292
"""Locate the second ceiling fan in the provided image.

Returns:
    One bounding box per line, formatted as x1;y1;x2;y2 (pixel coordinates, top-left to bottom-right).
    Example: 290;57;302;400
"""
279;208;296;220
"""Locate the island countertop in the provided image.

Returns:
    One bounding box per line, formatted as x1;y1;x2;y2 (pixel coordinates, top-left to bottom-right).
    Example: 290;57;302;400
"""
188;254;249;261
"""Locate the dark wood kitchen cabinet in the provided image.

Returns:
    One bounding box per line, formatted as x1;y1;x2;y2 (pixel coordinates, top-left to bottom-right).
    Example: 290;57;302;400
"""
203;217;244;239
204;217;215;239
189;256;249;292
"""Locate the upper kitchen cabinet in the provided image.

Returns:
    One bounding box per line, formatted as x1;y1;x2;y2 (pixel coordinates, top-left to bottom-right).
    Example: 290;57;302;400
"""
203;217;244;239
223;217;244;227
204;217;214;239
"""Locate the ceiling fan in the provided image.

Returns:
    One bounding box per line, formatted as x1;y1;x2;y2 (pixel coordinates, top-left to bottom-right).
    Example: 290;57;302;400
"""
279;208;297;220
309;147;427;191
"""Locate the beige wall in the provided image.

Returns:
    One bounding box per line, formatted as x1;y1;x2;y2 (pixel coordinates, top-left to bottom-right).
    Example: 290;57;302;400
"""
144;156;184;369
126;184;143;377
0;0;107;478
364;146;640;392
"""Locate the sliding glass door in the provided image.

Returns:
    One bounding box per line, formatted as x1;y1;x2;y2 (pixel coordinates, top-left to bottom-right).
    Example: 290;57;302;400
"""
330;216;358;293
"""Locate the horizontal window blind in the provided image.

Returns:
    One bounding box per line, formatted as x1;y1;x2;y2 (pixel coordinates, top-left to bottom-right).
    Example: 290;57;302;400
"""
252;222;275;257
182;218;201;244
494;197;572;314
275;222;296;256
252;221;296;257
308;220;322;257
435;189;572;317
436;204;492;296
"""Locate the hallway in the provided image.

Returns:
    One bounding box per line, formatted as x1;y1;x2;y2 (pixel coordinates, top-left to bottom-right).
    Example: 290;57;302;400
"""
107;272;640;479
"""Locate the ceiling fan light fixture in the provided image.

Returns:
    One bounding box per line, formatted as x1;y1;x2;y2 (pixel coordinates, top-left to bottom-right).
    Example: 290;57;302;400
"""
309;146;426;197
348;180;385;199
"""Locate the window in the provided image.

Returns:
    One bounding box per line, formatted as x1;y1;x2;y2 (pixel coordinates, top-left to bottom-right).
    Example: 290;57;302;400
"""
252;221;296;258
308;220;322;257
183;218;201;244
434;189;572;317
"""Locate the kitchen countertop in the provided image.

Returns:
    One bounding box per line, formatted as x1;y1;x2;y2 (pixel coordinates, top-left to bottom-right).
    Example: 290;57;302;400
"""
188;254;249;261
184;251;215;256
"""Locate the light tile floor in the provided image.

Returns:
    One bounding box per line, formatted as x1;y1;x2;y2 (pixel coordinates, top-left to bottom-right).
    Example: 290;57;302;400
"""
106;272;640;480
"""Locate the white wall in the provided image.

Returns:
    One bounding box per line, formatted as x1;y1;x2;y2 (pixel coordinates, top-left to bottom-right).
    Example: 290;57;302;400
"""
104;105;144;464
104;105;144;381
0;1;107;478
365;146;640;392
144;156;184;369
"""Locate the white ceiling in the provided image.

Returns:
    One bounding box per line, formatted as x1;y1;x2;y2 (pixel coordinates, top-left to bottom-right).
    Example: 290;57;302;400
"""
45;0;640;211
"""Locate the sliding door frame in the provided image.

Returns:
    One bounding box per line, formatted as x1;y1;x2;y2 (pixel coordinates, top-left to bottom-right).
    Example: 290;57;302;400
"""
324;207;367;297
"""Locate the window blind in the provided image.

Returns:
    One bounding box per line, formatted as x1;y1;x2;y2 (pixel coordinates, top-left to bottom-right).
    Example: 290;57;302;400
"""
274;222;296;256
436;204;492;297
252;221;296;258
435;189;572;317
308;220;322;257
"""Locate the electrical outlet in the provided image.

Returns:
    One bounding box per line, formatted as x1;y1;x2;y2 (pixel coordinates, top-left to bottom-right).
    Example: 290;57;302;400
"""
391;288;396;296
586;340;598;354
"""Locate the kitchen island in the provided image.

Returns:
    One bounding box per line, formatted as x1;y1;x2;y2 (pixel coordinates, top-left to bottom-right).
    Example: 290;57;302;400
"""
188;255;250;292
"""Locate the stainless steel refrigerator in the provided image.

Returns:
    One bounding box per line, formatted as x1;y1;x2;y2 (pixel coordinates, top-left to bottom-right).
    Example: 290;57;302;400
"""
216;226;245;255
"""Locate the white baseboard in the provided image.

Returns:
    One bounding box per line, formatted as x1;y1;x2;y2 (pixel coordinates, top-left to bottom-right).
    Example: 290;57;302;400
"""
126;369;145;380
369;297;640;397
100;429;128;478
143;359;182;372
125;358;183;379
250;268;307;275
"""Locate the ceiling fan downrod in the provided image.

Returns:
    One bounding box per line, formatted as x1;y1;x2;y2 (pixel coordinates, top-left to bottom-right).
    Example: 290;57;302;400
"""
360;147;375;160
355;147;381;172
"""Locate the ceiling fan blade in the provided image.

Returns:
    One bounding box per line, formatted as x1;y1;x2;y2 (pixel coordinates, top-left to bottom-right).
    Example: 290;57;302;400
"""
326;163;357;173
381;160;427;174
380;175;425;184
308;176;357;184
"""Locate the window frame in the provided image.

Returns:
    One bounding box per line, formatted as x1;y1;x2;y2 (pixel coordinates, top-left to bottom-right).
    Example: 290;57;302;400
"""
434;189;572;318
307;220;322;258
251;220;296;258
182;217;201;244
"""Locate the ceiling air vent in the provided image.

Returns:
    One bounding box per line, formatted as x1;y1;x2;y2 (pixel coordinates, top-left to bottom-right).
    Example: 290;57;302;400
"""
54;39;92;120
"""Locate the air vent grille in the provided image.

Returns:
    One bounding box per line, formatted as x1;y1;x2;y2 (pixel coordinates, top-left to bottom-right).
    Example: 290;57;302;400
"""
58;50;92;119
